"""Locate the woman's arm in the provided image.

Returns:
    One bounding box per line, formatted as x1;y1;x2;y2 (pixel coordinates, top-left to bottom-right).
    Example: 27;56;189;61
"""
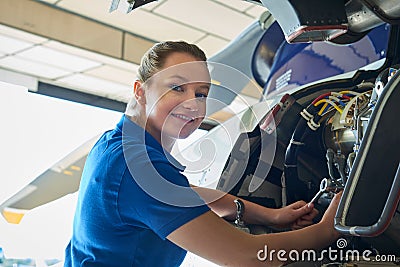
167;193;341;267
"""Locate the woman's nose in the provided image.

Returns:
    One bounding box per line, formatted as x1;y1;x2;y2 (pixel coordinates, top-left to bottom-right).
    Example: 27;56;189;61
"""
181;97;199;112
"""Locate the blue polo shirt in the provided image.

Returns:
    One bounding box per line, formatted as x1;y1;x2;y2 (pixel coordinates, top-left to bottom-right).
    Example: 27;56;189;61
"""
64;115;210;267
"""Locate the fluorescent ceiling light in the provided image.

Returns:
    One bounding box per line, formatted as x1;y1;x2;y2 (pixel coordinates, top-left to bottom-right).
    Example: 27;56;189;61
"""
17;46;102;72
44;41;139;74
0;56;71;80
57;73;132;102
84;65;135;86
0;34;34;54
196;36;228;57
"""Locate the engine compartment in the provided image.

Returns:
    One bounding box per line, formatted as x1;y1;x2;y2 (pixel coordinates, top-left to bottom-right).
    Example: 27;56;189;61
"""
217;66;400;265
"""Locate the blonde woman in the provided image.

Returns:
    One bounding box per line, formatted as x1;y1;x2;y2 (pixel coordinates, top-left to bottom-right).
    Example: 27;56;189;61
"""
64;41;341;267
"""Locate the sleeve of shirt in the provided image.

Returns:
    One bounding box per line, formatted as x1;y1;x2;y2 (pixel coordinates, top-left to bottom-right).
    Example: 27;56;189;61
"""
118;150;211;240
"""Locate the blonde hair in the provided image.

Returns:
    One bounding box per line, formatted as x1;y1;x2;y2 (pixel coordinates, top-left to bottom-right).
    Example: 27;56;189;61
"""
137;41;207;83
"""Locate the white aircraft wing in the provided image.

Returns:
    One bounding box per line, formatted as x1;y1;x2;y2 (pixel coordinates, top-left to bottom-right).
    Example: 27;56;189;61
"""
0;135;100;224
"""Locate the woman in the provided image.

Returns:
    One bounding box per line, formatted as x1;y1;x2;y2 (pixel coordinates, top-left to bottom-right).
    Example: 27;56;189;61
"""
64;41;341;267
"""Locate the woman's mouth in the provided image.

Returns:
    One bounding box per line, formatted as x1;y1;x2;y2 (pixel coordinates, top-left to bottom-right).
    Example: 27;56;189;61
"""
171;113;195;123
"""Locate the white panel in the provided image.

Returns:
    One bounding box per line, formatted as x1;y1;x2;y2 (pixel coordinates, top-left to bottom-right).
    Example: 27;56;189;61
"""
56;0;110;19
213;0;256;12
58;0;205;43
0;34;34;54
196;35;229;58
17;46;101;72
140;0;166;11
154;0;254;39
0;24;48;44
84;65;136;86
0;68;38;91
56;73;132;102
245;4;268;19
44;41;139;72
0;56;71;79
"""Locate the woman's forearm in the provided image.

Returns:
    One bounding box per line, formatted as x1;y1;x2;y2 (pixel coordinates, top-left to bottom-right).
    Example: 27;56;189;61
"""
192;186;277;225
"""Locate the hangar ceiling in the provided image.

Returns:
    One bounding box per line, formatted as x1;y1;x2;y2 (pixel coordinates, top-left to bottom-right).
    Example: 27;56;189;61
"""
0;0;267;117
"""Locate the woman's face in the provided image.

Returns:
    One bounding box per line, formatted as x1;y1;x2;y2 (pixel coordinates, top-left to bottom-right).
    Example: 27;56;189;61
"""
143;52;211;142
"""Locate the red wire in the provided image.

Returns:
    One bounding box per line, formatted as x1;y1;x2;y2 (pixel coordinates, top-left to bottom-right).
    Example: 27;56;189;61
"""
312;92;332;105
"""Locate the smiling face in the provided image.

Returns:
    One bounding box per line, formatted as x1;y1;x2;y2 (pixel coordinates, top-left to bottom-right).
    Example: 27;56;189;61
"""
140;52;211;146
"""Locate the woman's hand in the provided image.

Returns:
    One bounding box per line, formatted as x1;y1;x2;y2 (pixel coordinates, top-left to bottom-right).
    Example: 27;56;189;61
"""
271;201;319;229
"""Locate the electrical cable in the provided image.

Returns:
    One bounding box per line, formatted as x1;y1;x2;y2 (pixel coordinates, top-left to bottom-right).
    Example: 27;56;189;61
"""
315;99;343;114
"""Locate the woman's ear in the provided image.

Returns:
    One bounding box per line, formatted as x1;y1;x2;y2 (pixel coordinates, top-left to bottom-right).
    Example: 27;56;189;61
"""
133;80;146;105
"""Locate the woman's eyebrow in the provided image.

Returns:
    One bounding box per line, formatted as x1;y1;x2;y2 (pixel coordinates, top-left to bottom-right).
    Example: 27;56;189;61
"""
168;75;210;85
167;75;189;83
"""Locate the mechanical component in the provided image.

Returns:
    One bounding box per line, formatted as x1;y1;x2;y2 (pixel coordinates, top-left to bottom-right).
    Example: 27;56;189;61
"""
309;178;344;205
326;148;347;183
324;112;357;156
324;90;372;156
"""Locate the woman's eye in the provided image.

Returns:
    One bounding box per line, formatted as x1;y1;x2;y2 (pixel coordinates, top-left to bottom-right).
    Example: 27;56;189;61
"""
196;93;208;100
170;84;183;91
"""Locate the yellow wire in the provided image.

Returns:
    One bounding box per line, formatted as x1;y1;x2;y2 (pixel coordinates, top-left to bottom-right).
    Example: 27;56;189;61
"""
315;99;343;114
339;90;360;96
318;103;328;115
